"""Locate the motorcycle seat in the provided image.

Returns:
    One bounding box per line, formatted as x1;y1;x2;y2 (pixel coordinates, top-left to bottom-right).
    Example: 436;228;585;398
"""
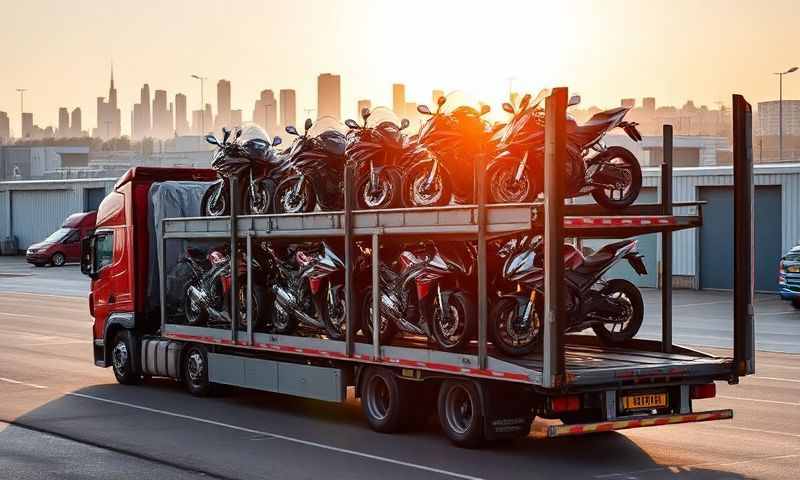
568;107;628;147
576;239;633;273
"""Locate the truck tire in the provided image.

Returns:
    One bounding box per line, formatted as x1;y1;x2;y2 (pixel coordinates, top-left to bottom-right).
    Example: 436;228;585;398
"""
111;330;141;385
361;367;408;433
183;344;214;397
437;380;484;448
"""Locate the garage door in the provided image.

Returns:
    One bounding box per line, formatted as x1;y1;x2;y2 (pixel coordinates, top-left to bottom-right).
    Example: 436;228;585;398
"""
581;188;658;288
11;190;76;250
699;186;782;292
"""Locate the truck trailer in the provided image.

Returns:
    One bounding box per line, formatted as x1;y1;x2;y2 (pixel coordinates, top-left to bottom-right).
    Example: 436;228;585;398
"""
82;92;755;447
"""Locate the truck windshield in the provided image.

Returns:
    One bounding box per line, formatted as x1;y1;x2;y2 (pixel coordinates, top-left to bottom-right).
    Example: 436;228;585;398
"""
44;227;74;243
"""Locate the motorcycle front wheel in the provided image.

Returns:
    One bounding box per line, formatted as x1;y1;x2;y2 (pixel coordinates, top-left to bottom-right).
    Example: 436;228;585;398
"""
355;168;403;209
402;163;452;208
591;279;644;344
432;289;475;351
200;181;229;216
489;297;542;356
273;176;317;214
245;179;274;215
486;159;540;204
591;146;642;209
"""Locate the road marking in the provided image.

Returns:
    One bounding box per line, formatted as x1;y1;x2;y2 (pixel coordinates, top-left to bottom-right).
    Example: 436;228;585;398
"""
751;375;800;384
717;395;799;406
17;340;90;347
759;311;800;316
0;311;40;319
0;377;48;389
714;424;800;439
595;452;800;478
760;363;800;370
65;392;485;480
0;291;84;299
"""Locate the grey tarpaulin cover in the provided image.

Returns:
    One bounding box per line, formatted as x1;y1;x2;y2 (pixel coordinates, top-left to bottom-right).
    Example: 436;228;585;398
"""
147;180;213;312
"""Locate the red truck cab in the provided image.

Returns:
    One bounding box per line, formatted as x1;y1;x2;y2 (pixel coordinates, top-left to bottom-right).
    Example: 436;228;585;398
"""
26;211;97;267
81;167;215;367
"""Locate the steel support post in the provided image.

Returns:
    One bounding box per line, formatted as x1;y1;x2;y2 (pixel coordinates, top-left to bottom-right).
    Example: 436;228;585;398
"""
158;218;167;333
661;125;673;353
230;176;239;344
476;152;488;369
732;94;755;376
371;233;381;359
343;165;355;357
246;232;253;345
543;87;568;389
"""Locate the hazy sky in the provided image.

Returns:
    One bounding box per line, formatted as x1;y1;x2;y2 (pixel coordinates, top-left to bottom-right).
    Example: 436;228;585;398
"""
1;0;798;133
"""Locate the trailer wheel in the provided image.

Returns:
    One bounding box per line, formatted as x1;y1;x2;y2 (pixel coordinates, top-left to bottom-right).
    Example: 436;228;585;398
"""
183;344;213;397
438;380;484;448
361;367;408;433
111;330;141;385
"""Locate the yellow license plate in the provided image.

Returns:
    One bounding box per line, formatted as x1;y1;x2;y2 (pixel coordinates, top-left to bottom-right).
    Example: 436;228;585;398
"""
622;393;668;410
787;265;800;273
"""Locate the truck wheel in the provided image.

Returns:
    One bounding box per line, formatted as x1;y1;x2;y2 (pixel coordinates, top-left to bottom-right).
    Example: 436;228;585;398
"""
183;344;213;397
438;380;484;448
51;252;66;267
361;367;408;433
111;331;141;385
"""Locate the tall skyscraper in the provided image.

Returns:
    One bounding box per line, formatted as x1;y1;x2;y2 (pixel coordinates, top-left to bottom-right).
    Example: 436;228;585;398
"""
132;84;152;139
217;79;231;129
58;108;70;136
393;83;406;117
0;111;9;143
152;89;172;138
21;112;33;138
279;89;296;128
71;108;82;136
94;65;121;139
175;93;189;135
621;98;636;109
357;99;371;117
204;104;213;135
253;89;277;135
432;89;445;106
317;73;341;120
643;97;656;111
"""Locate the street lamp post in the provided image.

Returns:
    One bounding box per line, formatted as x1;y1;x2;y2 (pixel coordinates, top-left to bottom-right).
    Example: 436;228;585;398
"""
773;66;798;161
191;74;207;135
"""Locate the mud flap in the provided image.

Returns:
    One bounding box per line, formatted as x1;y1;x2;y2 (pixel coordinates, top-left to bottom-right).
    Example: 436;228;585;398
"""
477;381;535;440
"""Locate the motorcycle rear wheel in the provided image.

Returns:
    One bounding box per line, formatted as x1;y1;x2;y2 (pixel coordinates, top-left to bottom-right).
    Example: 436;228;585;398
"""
489;297;541;356
432;289;475;351
591;279;644;344
273;177;317;213
402;163;452;207
591;146;642;209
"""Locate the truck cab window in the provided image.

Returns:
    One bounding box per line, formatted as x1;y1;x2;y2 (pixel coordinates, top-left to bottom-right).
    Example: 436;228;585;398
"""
93;233;114;272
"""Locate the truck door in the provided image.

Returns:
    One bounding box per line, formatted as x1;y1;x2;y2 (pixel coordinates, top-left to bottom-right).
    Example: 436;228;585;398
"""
91;230;116;338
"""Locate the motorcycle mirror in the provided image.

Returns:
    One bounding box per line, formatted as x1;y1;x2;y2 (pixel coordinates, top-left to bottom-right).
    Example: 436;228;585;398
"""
400;118;410;130
480;104;491;116
361;107;371;121
285;125;298;136
205;134;220;146
519;93;532;112
568;95;581;107
272;136;282;147
304;118;313;133
344;119;360;129
502;102;515;114
437;96;446;107
235;128;243;139
417;104;432;115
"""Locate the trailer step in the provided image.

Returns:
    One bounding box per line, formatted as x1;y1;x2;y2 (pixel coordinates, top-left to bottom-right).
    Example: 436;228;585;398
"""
539;409;733;438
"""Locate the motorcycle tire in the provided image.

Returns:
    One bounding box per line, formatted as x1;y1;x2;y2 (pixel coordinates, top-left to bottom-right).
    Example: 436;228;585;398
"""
590;146;642;209
401;162;452;208
591;279;644;344
489;297;542;356
244;178;275;215
200;181;229;216
432;289;475;351
184;284;208;326
234;282;267;331
355;168;403;210
322;284;357;340
270;298;297;335
273;176;317;214
486;158;540;204
360;287;397;344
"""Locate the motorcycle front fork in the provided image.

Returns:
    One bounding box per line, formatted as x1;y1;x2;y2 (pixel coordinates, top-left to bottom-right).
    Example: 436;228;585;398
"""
514;151;529;183
290;173;306;199
423;158;440;191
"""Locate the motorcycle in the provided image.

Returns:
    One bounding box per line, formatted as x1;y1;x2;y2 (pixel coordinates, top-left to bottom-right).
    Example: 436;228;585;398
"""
273;117;348;213
489;237;647;356
344;107;411;209
402;94;492;207
263;241;354;340
181;245;267;330
488;90;643;209
358;241;476;351
201;124;284;216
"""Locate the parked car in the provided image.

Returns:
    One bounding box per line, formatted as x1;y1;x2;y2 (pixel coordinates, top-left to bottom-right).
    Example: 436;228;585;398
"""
26;211;97;267
779;244;800;309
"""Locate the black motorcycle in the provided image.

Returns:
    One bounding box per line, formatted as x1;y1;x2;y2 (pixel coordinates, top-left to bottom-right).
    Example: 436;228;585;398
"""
359;241;476;351
272;118;348;213
344;107;411;209
263;241;353;339
181;245;267;330
490;237;646;356
201;125;283;216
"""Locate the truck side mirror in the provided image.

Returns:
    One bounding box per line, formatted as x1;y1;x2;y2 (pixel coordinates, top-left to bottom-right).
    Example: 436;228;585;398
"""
81;235;94;277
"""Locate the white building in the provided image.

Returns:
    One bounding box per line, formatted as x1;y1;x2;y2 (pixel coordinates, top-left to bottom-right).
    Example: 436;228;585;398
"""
758;100;800;136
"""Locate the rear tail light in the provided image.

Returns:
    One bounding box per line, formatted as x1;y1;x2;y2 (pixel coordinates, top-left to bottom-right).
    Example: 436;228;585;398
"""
691;383;716;400
550;395;581;413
